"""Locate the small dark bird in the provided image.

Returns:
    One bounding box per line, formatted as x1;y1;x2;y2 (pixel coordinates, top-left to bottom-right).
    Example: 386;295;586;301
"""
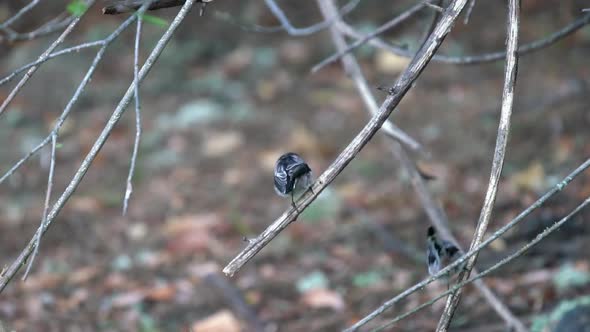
427;226;464;282
274;152;313;211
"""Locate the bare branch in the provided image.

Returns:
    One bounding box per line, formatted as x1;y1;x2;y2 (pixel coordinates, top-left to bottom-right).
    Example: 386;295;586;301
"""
0;0;42;29
262;0;361;36
102;0;211;14
22;133;57;281
0;15;138;186
344;157;590;331
222;0;472;278
311;1;426;73
463;0;477;24
375;194;590;331
1;15;77;43
123;2;149;215
314;0;424;153
0;41;104;87
0;2;94;117
436;1;520;329
393;145;527;332
0;0;199;293
315;0;524;328
337;13;590;65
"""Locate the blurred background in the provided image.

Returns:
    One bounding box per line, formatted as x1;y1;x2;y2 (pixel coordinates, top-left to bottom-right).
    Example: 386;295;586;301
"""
1;1;590;331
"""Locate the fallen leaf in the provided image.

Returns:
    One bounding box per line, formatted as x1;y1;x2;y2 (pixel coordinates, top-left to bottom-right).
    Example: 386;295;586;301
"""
301;289;345;311
259;149;283;171
511;161;546;192
20;274;63;292
163;214;222;235
144;284;176;302
191;310;242;332
375;50;411;74
110;290;145;308
68;266;100;284
202;131;243;158
296;271;329;293
288;126;320;157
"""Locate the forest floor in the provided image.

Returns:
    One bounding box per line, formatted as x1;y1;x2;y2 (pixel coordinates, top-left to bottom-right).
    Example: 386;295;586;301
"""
1;1;590;331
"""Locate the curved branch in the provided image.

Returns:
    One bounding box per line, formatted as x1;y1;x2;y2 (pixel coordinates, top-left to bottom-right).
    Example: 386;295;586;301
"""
222;0;472;277
436;1;520;329
0;0;199;293
311;1;426;73
375;194;590;331
344;157;590;331
336;13;590;65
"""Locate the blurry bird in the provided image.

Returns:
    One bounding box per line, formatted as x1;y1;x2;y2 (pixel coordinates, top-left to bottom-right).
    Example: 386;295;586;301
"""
427;226;465;284
274;152;313;212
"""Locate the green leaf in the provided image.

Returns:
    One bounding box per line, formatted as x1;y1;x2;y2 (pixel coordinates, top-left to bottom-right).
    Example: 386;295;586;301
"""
138;13;168;27
66;0;88;17
352;271;383;288
553;263;590;291
296;271;329;293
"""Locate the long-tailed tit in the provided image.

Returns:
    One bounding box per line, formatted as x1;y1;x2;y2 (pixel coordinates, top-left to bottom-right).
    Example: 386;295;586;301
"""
274;152;313;211
427;226;465;283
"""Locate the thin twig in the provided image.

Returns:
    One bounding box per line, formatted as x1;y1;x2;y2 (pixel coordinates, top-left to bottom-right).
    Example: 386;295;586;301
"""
0;2;94;117
315;0;424;154
222;0;472;278
393;145;527;332
1;15;77;43
424;2;444;13
374;194;590;331
311;1;427;73
463;0;477;24
263;0;361;36
0;16;137;186
21;133;57;280
436;1;520;329
337;13;590;65
0;41;103;87
343;157;590;331
317;0;523;328
123;2;149;216
0;0;198;293
0;0;42;29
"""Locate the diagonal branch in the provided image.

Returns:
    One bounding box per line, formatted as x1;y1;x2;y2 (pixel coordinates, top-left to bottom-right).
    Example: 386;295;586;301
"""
0;0;42;29
435;0;520;330
344;157;590;331
375;193;590;331
393;145;527;332
0;0;198;294
315;0;525;329
314;0;425;154
0;1;96;117
336;13;590;65
311;0;428;73
222;0;472;277
122;1;150;215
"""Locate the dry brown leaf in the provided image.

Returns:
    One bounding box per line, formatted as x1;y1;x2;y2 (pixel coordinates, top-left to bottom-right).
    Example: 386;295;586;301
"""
163;214;222;235
144;284;176;302
301;288;345;311
202;131;244;158
191;310;242;332
259;149;283;171
288;126;320;157
375;50;411;74
20;274;63;292
69;196;102;213
511;161;546;192
110;290;145;308
555;137;574;163
68;266;100;285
